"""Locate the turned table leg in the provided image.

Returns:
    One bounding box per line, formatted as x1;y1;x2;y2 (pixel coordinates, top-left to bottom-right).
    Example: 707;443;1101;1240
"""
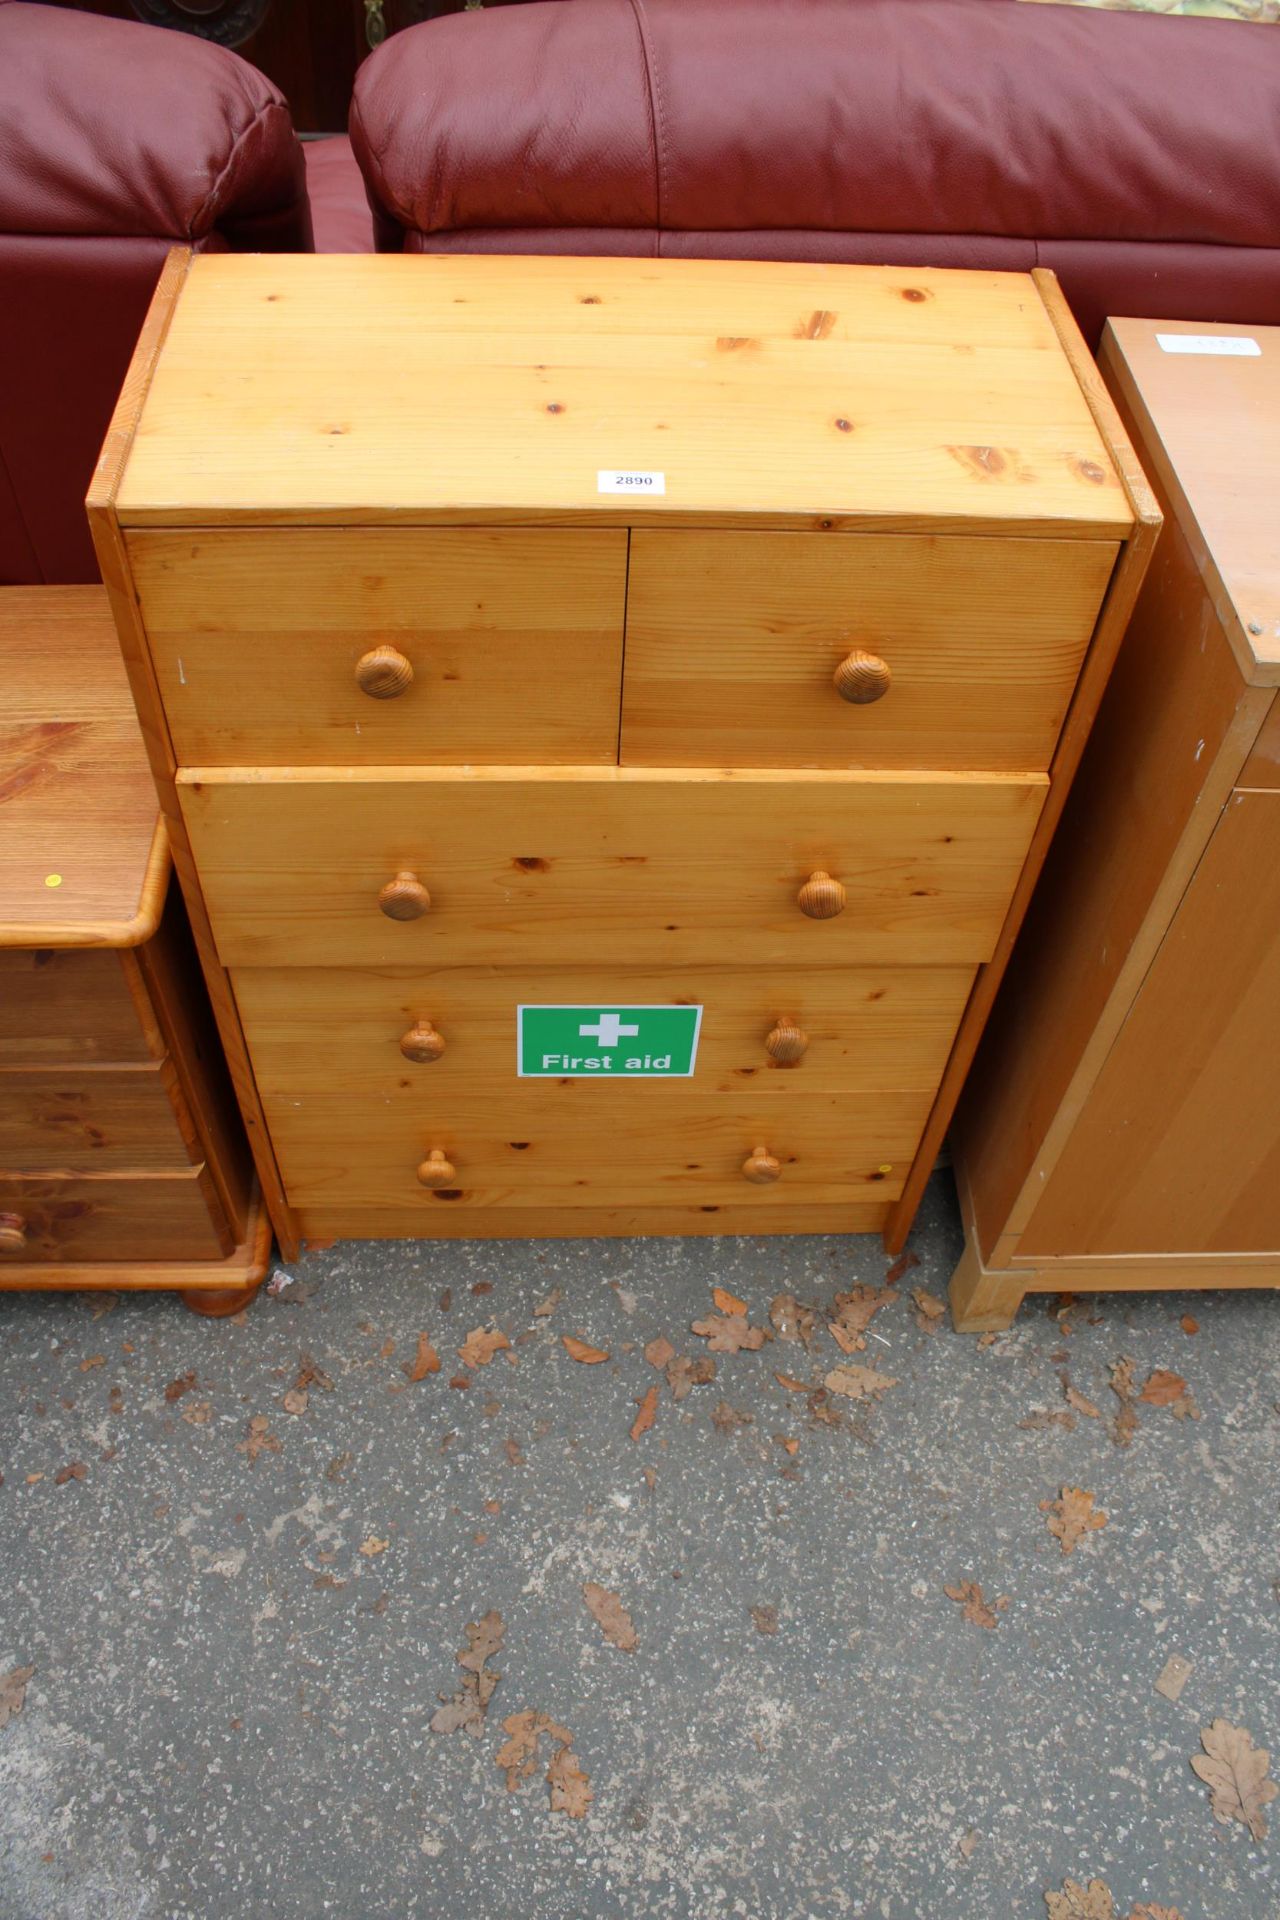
181;1280;263;1318
949;1237;1027;1333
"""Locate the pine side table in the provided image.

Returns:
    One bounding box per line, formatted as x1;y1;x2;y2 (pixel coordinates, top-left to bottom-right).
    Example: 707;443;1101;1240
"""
0;587;268;1313
90;251;1155;1264
952;319;1280;1330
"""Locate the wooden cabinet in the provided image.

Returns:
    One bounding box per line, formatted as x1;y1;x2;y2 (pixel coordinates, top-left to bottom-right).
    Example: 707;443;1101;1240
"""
0;588;268;1309
952;318;1280;1328
90;252;1155;1260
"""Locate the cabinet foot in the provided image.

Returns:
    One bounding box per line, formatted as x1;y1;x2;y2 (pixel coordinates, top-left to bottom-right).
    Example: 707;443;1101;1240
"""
949;1238;1026;1332
181;1280;263;1318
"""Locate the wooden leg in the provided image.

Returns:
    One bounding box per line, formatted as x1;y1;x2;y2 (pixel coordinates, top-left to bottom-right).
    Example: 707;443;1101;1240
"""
180;1279;263;1318
949;1237;1026;1333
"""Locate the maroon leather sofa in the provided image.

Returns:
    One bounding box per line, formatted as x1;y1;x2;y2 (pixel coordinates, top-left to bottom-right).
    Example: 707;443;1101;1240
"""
0;1;370;586
350;0;1280;348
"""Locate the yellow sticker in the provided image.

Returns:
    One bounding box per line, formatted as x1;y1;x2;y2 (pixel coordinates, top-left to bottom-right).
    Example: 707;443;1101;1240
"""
878;1163;893;1174
44;873;62;889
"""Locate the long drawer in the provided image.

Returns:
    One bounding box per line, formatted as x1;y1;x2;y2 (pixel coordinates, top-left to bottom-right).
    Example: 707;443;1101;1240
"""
180;766;1045;970
0;1062;196;1171
262;1087;932;1211
129;528;628;767
233;962;976;1100
0;1168;229;1263
621;530;1116;770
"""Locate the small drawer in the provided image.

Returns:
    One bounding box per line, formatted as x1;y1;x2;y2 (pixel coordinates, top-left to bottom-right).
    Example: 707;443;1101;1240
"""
0;949;158;1065
129;528;627;766
0;1167;228;1263
620;530;1116;771
234;962;976;1100
179;766;1045;971
0;1062;196;1172
261;1086;932;1211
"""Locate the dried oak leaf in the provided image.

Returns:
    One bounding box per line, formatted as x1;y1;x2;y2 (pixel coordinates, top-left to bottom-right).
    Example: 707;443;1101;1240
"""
1040;1486;1107;1554
359;1535;388;1557
643;1335;676;1371
912;1288;947;1331
238;1414;280;1464
1110;1356;1140;1448
769;1293;818;1347
824;1364;898;1401
1140;1369;1200;1421
582;1582;638;1652
666;1353;716;1401
1191;1718;1276;1841
1065;1386;1102;1420
431;1667;498;1738
283;1389;309;1416
0;1664;34;1729
692;1311;767;1354
944;1580;1007;1629
532;1288;562;1318
1044;1879;1118;1919
181;1400;212;1426
503;1435;525;1467
827;1284;894;1354
712;1286;748;1316
164;1371;197;1404
54;1462;87;1486
404;1334;441;1381
750;1604;779;1636
495;1711;591;1817
630;1385;659;1443
458;1609;505;1674
1020;1409;1076;1432
547;1741;593;1819
295;1352;333;1393
459;1328;511;1369
711;1400;754;1433
562;1334;610;1365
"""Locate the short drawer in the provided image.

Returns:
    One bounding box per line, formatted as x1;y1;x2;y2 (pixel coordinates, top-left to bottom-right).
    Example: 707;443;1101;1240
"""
262;1086;932;1211
0;1168;228;1263
128;528;627;766
0;949;157;1065
234;962;975;1099
620;530;1115;770
0;1063;196;1171
180;766;1045;970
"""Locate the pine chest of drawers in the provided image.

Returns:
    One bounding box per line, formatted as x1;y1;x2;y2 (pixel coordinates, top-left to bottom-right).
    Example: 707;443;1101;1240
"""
91;252;1156;1263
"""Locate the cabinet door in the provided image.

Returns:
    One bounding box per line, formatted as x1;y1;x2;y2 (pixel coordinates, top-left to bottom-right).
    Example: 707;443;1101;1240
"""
1022;789;1280;1256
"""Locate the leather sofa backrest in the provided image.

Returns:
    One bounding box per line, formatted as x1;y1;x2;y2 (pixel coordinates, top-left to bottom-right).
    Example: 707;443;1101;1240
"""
0;1;313;584
351;0;1280;345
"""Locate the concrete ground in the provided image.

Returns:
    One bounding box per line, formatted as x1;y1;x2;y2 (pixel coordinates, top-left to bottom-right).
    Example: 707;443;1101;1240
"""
0;1171;1276;1920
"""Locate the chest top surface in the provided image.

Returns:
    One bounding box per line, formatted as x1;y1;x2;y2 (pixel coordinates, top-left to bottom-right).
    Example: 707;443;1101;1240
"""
0;588;166;949
1100;317;1280;687
114;254;1129;541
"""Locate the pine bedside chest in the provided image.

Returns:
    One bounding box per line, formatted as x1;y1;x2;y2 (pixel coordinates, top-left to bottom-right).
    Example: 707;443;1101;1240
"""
91;252;1156;1265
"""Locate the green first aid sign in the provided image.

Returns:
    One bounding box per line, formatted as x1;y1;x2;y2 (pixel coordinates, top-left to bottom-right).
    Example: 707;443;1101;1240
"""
517;1005;703;1078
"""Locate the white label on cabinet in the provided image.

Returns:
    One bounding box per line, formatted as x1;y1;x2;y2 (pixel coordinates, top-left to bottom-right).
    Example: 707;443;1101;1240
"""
597;469;666;495
1156;334;1261;358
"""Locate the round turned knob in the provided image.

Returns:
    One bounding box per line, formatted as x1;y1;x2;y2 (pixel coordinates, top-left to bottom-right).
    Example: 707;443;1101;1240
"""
355;645;414;699
742;1144;782;1186
400;1019;446;1064
833;649;891;705
797;871;846;920
0;1211;27;1255
379;871;431;921
416;1149;457;1189
765;1017;809;1065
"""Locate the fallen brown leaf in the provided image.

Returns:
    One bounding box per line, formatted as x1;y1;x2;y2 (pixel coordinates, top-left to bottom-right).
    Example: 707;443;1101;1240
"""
181;1400;212;1426
944;1580;1007;1629
0;1664;34;1730
774;1371;815;1393
562;1334;610;1365
294;1352;333;1393
1020;1409;1076;1432
1180;1315;1199;1336
824;1364;898;1401
359;1535;388;1557
1154;1654;1193;1703
533;1288;562;1318
769;1293;819;1347
1065;1386;1102;1420
164;1371;196;1404
405;1333;441;1381
582;1582;637;1652
282;1388;309;1416
459;1328;511;1369
547;1740;593;1818
712;1286;748;1317
54;1462;87;1486
1040;1486;1108;1554
828;1284;894;1353
630;1385;659;1443
495;1711;592;1817
1139;1368;1200;1420
692;1311;767;1354
644;1335;676;1371
666;1354;716;1400
711;1400;754;1433
1044;1880;1118;1920
1191;1717;1276;1841
750;1604;778;1635
79;1354;106;1372
1110;1356;1140;1448
912;1288;947;1331
884;1249;920;1287
431;1611;505;1738
238;1414;280;1464
503;1435;525;1467
457;1609;504;1673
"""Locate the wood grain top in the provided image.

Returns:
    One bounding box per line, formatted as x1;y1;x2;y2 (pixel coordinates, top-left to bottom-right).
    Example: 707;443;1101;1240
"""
1100;318;1280;687
112;254;1131;540
0;588;167;947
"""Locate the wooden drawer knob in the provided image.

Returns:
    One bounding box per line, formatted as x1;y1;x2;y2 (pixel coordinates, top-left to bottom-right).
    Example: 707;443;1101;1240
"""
416;1149;456;1188
0;1212;27;1255
742;1144;782;1185
400;1018;446;1063
797;870;846;920
833;649;891;704
355;645;414;699
379;871;431;921
765;1017;809;1065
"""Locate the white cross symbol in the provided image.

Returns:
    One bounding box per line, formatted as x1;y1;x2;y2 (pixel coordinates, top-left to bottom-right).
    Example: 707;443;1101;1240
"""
579;1013;640;1048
